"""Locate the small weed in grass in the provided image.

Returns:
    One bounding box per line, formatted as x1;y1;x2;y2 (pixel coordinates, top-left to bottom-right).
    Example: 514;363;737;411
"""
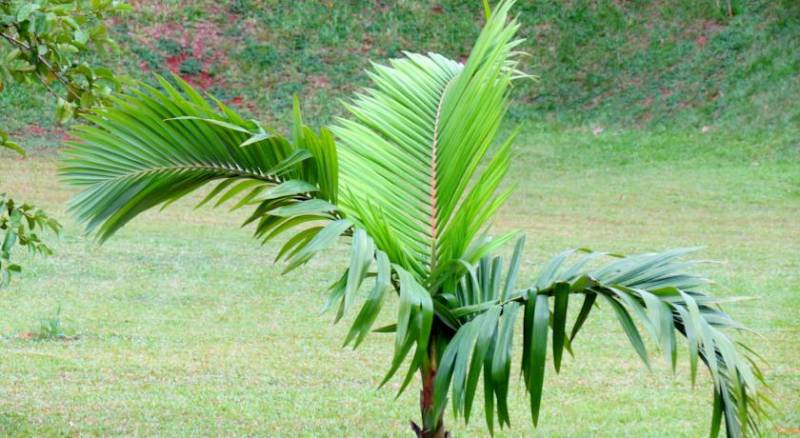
32;306;74;341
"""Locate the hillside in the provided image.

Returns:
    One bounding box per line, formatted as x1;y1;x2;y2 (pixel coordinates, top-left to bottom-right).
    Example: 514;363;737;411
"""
2;0;799;140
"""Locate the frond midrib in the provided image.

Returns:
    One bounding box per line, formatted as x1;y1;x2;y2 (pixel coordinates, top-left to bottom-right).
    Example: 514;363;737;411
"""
63;161;283;186
428;77;456;272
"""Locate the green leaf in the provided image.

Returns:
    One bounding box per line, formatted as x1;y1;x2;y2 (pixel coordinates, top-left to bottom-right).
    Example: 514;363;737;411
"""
213;180;264;208
254;180;318;202
283;219;350;273
73;28;89;45
1;140;25;156
490;302;519;428
501;235;525;300
602;292;650;368
382;265;432;389
569;292;596;343
527;293;550;426
270;199;337;218
710;387;723;438
372;323;397;333
463;306;501;422
343;251;392;347
535;249;575;288
292;95;304;146
166;116;254;134
56;98;75;124
17;4;38;21
275;226;321;262
240;132;271;147
341;229;375;318
678;290;702;385
551;282;569;373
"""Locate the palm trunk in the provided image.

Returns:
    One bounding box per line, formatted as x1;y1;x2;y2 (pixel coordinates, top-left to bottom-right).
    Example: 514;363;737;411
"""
411;341;448;438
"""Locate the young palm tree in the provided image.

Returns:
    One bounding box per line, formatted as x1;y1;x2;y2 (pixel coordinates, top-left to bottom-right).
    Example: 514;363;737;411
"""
60;1;766;436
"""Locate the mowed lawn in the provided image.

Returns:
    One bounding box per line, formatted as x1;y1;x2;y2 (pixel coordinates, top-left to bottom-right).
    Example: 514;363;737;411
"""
1;124;798;436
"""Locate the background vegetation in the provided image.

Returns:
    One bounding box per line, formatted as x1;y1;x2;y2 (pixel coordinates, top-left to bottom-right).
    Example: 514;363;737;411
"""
2;0;799;136
1;0;798;435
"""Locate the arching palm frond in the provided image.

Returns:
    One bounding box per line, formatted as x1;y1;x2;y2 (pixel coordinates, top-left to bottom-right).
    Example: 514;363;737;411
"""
60;76;342;268
333;0;524;281
432;241;768;437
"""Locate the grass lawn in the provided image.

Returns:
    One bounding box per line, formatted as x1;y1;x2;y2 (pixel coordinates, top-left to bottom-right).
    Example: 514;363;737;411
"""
1;124;798;436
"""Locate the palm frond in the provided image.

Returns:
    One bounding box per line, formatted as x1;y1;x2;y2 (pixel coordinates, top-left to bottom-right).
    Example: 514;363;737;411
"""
60;76;341;269
434;243;767;437
323;229;433;389
333;0;524;279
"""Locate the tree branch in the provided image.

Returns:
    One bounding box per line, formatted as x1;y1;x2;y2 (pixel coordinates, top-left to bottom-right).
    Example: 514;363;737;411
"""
0;30;81;101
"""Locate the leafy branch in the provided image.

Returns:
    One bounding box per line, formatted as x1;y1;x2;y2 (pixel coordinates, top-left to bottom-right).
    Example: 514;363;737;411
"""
0;0;130;126
1;0;128;287
0;193;61;289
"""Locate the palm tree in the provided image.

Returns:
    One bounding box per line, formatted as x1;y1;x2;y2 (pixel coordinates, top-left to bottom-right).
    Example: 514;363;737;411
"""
60;1;766;436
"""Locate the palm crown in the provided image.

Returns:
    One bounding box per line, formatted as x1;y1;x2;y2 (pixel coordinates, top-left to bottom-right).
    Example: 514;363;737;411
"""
60;1;766;436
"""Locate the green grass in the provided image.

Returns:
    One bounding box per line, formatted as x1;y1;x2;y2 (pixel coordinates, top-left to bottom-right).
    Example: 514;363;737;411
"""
1;1;797;435
1;124;797;436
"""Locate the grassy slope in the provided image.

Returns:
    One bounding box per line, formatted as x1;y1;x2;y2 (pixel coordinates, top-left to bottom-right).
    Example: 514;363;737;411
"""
2;0;799;133
1;126;798;436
